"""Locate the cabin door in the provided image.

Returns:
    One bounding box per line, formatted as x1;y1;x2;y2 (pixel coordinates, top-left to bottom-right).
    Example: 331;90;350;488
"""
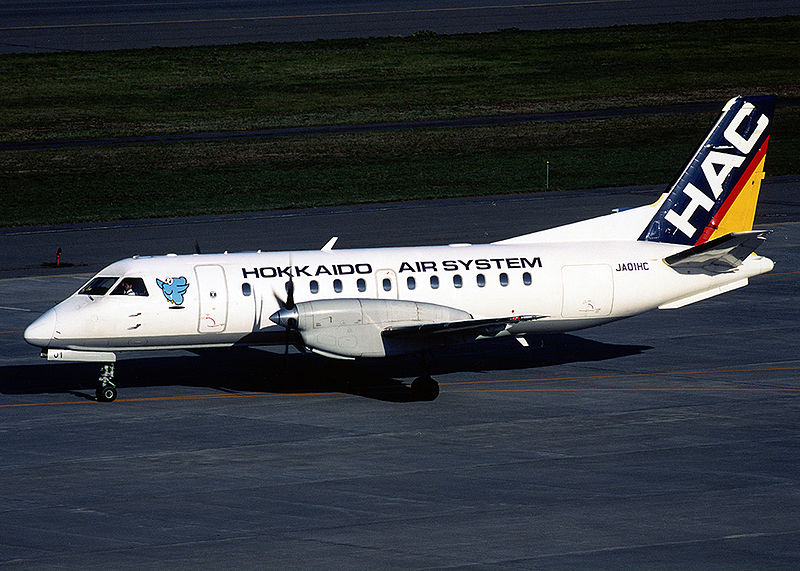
195;265;228;332
561;264;614;318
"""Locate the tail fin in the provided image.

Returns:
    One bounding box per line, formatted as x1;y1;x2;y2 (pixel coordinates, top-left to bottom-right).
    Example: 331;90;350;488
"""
639;95;774;245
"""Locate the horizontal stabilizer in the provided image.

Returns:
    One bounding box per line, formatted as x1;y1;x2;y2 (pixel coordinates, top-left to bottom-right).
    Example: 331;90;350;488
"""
383;314;545;338
664;230;768;272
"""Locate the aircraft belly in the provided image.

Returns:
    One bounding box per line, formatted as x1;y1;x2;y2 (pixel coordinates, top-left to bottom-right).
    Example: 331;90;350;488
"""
55;331;253;352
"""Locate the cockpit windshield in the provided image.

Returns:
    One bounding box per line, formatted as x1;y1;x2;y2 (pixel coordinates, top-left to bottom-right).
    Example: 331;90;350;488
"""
78;276;119;296
111;277;148;296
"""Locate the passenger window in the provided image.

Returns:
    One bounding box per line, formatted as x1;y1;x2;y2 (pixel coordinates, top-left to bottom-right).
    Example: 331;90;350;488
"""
523;272;532;286
334;279;343;293
453;275;463;288
476;274;485;288
111;277;148;296
407;276;416;290
430;275;439;289
383;278;392;292
500;272;509;287
79;276;119;296
242;283;252;297
357;278;366;292
310;280;319;294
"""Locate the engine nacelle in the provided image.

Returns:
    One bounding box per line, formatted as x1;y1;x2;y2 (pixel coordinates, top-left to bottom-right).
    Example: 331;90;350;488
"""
273;299;472;358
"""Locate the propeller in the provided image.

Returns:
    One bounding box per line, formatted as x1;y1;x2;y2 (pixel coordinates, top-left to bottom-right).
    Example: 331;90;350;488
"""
284;274;295;311
269;257;299;357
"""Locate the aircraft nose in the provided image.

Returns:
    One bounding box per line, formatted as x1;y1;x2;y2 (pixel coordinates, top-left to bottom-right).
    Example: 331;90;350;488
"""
24;308;57;348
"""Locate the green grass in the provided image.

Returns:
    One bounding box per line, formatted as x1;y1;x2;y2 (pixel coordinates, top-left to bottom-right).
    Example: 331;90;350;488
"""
4;109;799;227
1;17;799;226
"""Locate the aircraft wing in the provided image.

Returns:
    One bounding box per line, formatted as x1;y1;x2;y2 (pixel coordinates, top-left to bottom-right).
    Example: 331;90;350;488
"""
664;230;769;273
383;314;546;338
272;299;547;359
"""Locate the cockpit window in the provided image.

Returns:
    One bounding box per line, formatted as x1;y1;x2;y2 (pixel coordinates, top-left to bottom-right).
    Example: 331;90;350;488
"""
111;277;149;296
78;276;119;296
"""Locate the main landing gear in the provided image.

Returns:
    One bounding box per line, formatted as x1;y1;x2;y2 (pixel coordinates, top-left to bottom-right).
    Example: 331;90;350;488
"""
96;363;117;402
411;375;439;401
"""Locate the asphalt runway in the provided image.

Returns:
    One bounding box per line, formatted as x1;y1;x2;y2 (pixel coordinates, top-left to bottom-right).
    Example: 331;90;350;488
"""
1;0;798;53
1;179;799;569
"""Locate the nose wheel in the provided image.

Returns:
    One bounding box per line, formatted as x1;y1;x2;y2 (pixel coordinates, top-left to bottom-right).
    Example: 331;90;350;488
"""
96;363;117;402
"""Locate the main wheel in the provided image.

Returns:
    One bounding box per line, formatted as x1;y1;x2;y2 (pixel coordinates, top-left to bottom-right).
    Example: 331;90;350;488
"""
411;376;439;401
96;385;117;402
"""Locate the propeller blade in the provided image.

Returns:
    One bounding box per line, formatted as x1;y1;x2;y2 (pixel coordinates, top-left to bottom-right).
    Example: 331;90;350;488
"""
285;277;295;310
271;255;295;310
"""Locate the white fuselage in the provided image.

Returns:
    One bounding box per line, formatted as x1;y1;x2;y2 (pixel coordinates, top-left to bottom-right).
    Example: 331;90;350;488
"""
25;238;773;356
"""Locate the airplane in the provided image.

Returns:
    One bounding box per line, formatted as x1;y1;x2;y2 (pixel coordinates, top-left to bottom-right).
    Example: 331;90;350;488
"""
24;95;775;402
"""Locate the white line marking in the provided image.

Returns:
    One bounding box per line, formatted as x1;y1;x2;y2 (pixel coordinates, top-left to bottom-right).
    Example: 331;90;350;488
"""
0;306;33;312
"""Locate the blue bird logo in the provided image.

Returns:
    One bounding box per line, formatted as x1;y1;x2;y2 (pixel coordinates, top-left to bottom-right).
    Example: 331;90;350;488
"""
156;276;189;306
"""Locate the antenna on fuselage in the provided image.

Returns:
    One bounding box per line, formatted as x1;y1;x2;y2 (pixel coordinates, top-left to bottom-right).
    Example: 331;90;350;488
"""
321;236;338;251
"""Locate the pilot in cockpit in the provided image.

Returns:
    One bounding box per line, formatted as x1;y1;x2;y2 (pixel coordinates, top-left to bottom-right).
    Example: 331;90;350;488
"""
111;278;148;297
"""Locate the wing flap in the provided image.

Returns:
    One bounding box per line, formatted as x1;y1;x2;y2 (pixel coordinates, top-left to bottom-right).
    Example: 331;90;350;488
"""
383;314;546;338
664;230;769;273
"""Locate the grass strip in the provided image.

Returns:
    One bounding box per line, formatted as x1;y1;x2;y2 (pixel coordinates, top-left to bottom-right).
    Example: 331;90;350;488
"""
4;110;799;226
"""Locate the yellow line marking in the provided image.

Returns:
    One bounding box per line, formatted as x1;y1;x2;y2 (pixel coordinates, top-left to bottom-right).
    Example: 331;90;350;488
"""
0;0;631;31
448;387;800;393
0;391;344;408
439;365;800;387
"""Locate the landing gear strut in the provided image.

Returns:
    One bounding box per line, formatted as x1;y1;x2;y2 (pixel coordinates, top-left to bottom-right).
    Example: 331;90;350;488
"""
96;363;117;402
411;375;439;401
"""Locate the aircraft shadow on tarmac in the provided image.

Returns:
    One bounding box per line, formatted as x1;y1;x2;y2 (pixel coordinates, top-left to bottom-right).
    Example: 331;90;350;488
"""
1;334;650;403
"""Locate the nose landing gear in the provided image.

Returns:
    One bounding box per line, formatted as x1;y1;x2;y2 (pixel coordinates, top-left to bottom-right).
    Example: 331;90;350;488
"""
96;363;117;402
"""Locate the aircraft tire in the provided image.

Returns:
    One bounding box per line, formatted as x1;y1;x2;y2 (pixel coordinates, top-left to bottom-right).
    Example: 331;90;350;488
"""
411;376;439;401
96;386;118;402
